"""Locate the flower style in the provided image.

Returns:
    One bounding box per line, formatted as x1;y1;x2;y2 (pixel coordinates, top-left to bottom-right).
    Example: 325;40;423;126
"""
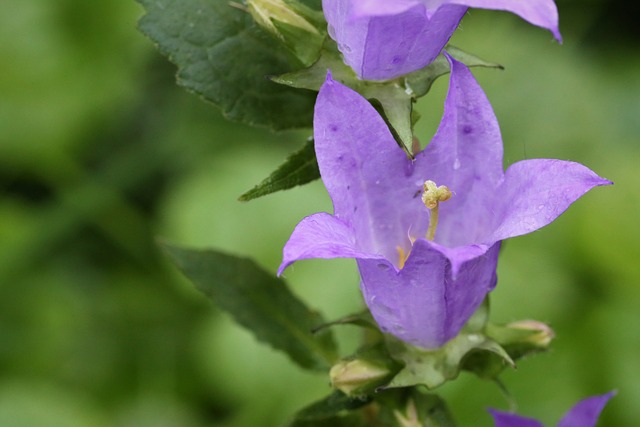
278;56;611;349
323;0;561;80
489;391;616;427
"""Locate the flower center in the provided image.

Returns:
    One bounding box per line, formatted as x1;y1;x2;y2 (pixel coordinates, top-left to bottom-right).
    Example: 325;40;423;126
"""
395;181;451;269
422;180;452;241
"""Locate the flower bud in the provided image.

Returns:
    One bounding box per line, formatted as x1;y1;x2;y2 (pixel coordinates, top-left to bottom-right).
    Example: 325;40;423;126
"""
329;357;394;396
246;0;325;66
506;320;555;347
246;0;319;38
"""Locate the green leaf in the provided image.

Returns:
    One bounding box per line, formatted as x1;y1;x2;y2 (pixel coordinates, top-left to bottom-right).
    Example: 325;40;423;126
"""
137;0;316;130
162;243;338;371
239;138;320;201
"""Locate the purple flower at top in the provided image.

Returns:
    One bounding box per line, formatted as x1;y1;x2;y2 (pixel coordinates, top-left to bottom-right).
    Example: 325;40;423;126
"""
278;55;611;349
489;391;616;427
324;0;561;80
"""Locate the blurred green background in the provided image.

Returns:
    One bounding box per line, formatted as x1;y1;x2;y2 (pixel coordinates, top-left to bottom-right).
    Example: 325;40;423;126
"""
0;0;638;426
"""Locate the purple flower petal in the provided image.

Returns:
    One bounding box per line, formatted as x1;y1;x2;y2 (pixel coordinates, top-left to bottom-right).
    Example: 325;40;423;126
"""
324;0;466;80
489;409;544;427
446;0;562;42
489;391;615;427
278;213;382;275
313;73;421;262
350;0;424;16
414;56;612;246
557;391;616;427
323;0;561;79
358;240;499;349
488;159;612;242
414;54;503;247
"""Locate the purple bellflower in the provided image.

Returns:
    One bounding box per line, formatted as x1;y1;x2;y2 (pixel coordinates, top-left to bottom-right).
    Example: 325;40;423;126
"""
278;56;611;349
489;391;616;427
324;0;561;80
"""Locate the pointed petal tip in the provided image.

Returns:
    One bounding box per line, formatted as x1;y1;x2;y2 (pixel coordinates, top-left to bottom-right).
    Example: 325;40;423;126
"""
488;408;543;427
599;177;614;187
490;391;616;427
276;262;288;277
588;172;613;189
558;390;617;427
324;69;335;84
548;23;562;43
318;69;344;97
442;50;459;69
586;389;617;404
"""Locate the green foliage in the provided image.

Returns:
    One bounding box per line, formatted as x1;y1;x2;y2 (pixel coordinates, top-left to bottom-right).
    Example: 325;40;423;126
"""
162;243;338;371
137;0;316;130
239;138;320;201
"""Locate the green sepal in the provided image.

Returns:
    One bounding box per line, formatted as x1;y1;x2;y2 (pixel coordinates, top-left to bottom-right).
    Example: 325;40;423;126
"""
285;391;370;427
161;243;338;371
383;299;515;389
403;46;503;98
386;329;514;390
271;44;415;153
378;299;553;388
239;138;319;201
271;44;502;152
137;0;316;130
462;321;554;380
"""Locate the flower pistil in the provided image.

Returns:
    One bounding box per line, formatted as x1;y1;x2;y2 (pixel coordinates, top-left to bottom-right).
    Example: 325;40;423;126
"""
422;180;452;241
